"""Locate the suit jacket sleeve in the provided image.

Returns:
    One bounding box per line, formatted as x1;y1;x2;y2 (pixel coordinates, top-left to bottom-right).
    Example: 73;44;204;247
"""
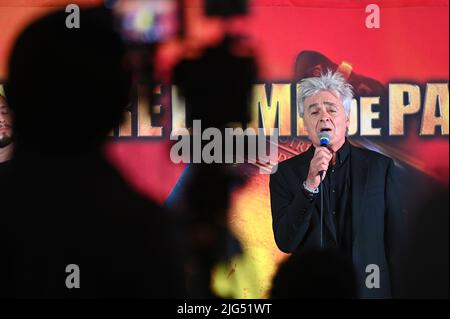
384;158;404;297
269;164;316;253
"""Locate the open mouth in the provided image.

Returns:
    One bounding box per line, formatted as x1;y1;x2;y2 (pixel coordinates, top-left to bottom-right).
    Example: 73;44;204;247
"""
319;128;332;132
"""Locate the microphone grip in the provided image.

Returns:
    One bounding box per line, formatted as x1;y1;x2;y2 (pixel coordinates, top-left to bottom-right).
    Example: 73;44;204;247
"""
319;170;325;179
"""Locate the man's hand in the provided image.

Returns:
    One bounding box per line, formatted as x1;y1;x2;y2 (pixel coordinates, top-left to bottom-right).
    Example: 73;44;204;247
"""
305;147;333;189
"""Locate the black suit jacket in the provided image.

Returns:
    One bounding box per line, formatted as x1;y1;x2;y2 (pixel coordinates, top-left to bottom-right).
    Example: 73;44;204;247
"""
269;143;403;299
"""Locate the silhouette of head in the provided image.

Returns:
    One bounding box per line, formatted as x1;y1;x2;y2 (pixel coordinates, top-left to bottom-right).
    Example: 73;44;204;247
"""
7;7;131;154
174;36;257;128
270;249;358;299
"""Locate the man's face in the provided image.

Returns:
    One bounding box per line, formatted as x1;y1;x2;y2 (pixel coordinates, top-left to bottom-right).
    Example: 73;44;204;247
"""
0;96;13;148
303;90;349;148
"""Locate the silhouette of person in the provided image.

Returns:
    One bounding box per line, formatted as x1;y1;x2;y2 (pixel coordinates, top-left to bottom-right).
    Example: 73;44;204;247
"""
0;7;184;298
168;36;257;298
270;249;358;299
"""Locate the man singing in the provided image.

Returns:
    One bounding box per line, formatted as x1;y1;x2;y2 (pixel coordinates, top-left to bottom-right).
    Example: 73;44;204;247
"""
269;71;402;298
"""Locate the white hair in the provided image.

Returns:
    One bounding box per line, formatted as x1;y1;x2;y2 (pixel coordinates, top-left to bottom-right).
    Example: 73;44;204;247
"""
297;70;354;117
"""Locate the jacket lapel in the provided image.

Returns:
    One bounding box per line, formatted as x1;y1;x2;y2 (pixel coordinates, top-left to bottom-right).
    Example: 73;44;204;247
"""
350;145;369;241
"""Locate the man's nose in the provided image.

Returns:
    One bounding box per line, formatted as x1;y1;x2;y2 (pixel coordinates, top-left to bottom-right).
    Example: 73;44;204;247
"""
319;115;331;123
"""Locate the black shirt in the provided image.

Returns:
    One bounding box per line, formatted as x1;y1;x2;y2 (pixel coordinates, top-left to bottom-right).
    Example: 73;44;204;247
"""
303;140;353;257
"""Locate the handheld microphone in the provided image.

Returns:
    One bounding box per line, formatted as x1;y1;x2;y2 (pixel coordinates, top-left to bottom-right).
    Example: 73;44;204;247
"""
318;131;331;178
